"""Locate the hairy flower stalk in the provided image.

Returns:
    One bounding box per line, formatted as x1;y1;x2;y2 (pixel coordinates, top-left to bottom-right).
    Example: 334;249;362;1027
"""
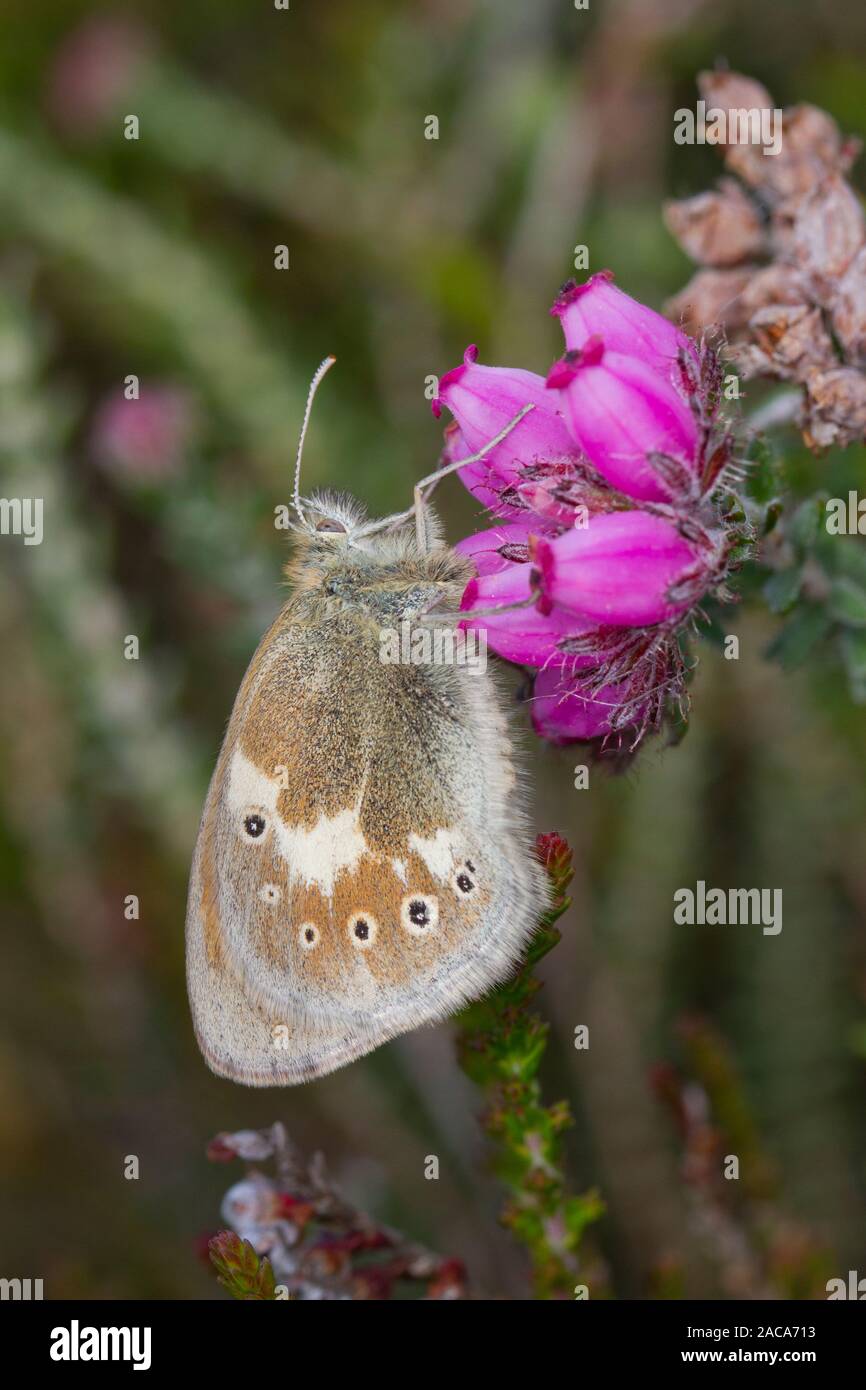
435;271;747;749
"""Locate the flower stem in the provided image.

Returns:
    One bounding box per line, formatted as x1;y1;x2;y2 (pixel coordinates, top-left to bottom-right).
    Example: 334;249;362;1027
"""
455;833;604;1298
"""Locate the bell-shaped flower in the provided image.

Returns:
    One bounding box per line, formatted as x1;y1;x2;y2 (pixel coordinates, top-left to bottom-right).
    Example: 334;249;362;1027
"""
545;338;700;501
530;511;704;627
551;270;694;379
459;559;594;668
454;522;544;576
530;665;646;743
433;346;578;509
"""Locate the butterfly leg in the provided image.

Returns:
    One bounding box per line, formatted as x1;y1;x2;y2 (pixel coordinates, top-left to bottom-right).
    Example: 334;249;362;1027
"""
413;402;536;552
418;594;537;625
354;404;536;548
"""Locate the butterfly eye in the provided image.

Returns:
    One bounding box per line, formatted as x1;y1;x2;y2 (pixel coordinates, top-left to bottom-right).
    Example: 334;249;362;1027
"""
401;894;439;936
455;869;475;895
242;812;267;840
348;912;378;948
316;517;347;534
299;923;319;950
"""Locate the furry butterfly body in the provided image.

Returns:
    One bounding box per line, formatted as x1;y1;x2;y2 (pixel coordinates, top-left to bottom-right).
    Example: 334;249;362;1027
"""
186;487;547;1085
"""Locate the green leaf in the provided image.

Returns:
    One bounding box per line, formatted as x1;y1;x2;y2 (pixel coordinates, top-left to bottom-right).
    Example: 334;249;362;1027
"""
745;434;779;506
788;495;825;553
829;576;866;628
455;835;602;1298
762;566;803;615
563;1190;606;1241
839;629;866;702
828;539;866;588
765;604;832;669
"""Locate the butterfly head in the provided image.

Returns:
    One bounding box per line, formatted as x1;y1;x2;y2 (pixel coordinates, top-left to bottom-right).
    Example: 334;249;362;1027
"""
294;490;376;546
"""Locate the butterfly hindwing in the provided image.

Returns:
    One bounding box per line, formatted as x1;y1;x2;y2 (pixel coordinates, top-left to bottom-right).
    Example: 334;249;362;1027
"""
185;530;548;1085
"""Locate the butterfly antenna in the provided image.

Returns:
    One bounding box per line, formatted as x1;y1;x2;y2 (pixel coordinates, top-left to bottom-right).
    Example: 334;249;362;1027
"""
293;355;337;526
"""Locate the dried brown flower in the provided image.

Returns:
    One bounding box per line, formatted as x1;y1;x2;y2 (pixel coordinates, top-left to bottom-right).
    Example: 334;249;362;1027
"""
665;70;866;450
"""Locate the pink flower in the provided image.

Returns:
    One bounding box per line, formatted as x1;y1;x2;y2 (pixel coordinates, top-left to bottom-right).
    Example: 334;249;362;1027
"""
46;18;150;137
455;522;547;576
530;512;707;627
530;666;642;743
433;272;745;752
546;339;699;501
551;271;694;379
432;346;578;510
459;563;594;668
91;384;197;481
440;420;519;517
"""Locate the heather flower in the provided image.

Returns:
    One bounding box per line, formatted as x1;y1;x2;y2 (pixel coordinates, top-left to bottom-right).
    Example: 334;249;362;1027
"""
432;346;578;513
210;1123;466;1301
530;666;635;743
454;522;543;576
459;559;595;668
546;338;700;501
551;270;694;376
433;271;746;751
530;512;712;627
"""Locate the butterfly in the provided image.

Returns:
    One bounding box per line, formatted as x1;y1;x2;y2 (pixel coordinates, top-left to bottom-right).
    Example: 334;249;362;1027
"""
185;358;548;1084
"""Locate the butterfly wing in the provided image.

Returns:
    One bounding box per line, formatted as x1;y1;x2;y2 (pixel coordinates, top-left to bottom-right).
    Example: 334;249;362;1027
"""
186;600;547;1086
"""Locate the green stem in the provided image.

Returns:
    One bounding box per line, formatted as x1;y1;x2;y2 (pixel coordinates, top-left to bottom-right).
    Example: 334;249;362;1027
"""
456;833;603;1299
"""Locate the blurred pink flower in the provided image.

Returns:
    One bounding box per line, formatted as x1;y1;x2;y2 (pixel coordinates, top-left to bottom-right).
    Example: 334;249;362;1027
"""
91;384;196;481
46;17;150;137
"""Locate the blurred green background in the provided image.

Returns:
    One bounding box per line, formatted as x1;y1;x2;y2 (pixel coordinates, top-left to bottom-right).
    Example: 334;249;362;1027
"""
1;0;865;1299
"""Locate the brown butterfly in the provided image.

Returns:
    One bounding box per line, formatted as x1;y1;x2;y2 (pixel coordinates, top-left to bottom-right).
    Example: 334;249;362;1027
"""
186;359;547;1084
